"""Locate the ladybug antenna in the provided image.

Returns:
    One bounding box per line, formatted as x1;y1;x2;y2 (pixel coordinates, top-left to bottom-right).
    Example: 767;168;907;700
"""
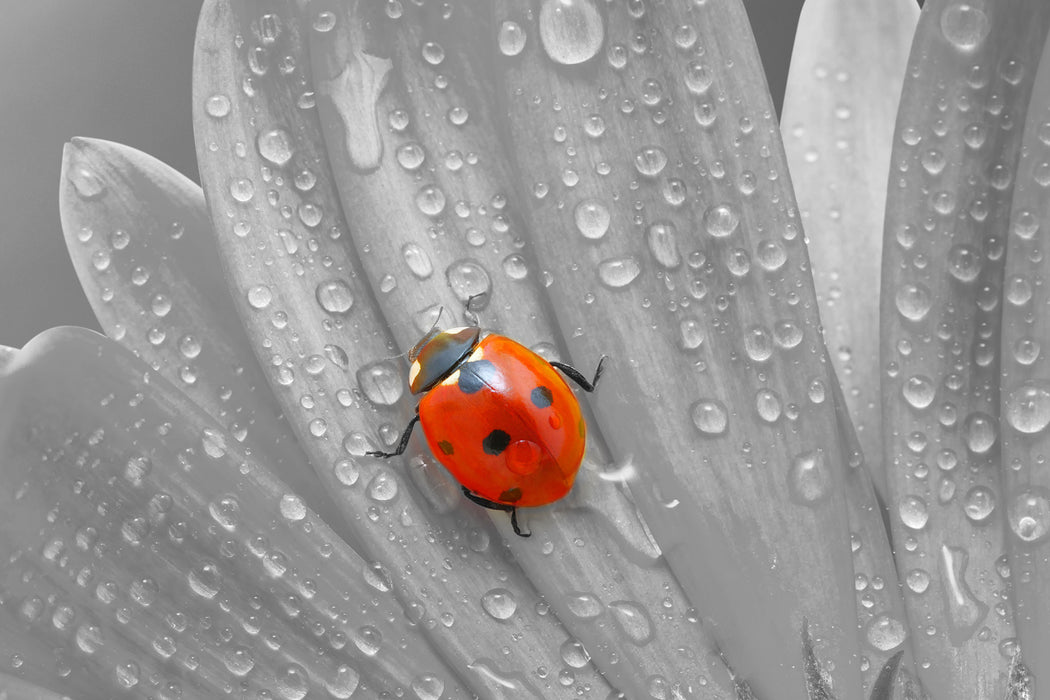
407;306;446;362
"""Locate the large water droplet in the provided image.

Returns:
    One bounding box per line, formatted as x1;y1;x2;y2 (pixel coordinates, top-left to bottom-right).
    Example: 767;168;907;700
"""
608;601;654;646
402;243;434;279
865;615;906;652
963;411;997;454
70;165;107;200
598;256;641;288
205;94;232;118
941;3;990;52
498;20;527;57
939;545;988;644
279;493;307;521
357;360;404;406
691;399;728;436
1009;489;1050;543
899;495;929;529
634;146;668;177
703;204;739;237
574;199;611;239
481;588;518;620
902;375;936;409
538;0;604;66
316;279;355;314
1005;382;1050;434
224;646;256;677
326;665;360;699
963;485;996;523
411;675;445;700
257;127;294;166
566;591;603;618
788;451;830;505
646;222;680;268
895;283;932;321
447;259;493;303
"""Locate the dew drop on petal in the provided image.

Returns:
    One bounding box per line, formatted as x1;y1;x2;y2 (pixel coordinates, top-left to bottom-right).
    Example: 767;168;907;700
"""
598;256;641;288
787;451;830;505
1009;489;1050;543
205;94;231;118
964;411;997;454
902;375;936;409
257;128;294;166
326;665;360;700
703;204;739;237
895;283;932;321
247;284;273;310
963;485;996;523
498;20;527;56
574;199;611;239
223;646;255;677
865;615;906;652
279;494;307;521
941;3;990;52
608;601;654;646
367;470;399;502
899;495;929;530
561;639;591;668
481;588;518;620
646;222;681;268
538;0;604;66
691;399;728;436
357;360;404;406
634;146;668;177
69;165;107;200
316;279;354;314
566;591;603;618
411;675;445;700
446;259;492;303
402;243;434;279
276;663;310;700
1004;382;1050;434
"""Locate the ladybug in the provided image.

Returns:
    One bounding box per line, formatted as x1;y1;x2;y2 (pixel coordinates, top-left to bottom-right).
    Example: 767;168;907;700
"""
367;325;606;537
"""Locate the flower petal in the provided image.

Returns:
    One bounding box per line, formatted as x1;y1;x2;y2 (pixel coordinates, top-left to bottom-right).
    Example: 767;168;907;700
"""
0;672;71;700
1000;30;1050;680
58;138;347;545
192;1;617;696
495;0;860;696
304;2;733;694
782;0;920;688
782;0;918;502
0;327;461;698
880;2;1050;697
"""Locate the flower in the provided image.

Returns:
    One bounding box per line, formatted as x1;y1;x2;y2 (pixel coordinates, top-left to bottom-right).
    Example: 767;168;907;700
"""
2;0;1049;698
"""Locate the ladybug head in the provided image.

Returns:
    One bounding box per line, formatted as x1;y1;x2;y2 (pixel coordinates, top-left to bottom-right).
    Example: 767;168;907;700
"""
407;326;481;394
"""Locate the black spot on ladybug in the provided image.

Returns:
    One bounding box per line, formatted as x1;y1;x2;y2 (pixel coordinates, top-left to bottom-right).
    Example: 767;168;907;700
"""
499;487;523;503
531;386;553;408
458;359;498;394
438;440;454;455
482;429;511;455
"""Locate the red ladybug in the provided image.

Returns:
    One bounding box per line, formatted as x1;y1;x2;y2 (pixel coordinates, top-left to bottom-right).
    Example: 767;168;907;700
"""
368;325;605;537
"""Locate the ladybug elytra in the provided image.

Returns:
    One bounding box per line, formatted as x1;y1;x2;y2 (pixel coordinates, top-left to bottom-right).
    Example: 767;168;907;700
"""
367;325;605;537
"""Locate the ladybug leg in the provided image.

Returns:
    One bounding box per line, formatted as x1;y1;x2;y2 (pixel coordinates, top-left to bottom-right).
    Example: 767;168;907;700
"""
365;413;420;458
551;355;608;393
461;486;532;538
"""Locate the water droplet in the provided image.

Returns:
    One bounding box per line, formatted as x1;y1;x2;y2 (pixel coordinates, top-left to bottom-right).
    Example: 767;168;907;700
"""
609;601;654;646
947;244;981;282
566;591;603;618
684;61;714;94
755;388;782;423
899;495;929;530
1005;382;1050;434
895;283;932;321
963;485;996;523
224;646;255;676
574;199;611;239
396;142;425;170
205;94;231;118
539;0;604;65
357;360;404;406
229;177;254;203
276;663;310;700
481;588;518;620
257;128;294;166
498;20;527;56
70;165;107;200
411;675;445;700
115;661;140;688
1009;488;1050;543
788;451;830;504
964;411;997;454
279;494;307;521
646;222;680;268
316;279;354;314
446;259;492;302
902;375;936;409
939;544;988;644
744;326;773;362
416;185;446;216
941;3;990;52
906;568;930;594
679;318;704;350
187;562;222;599
209;496;241;531
201;427;228;458
367;471;399;501
598;256;641;288
402;243;434;279
561;638;591;668
634;146;668;177
703;204;739;237
866;615;906;652
691;399;728;436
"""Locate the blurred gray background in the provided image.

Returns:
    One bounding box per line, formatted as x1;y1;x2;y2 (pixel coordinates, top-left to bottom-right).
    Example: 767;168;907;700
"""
0;0;804;348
